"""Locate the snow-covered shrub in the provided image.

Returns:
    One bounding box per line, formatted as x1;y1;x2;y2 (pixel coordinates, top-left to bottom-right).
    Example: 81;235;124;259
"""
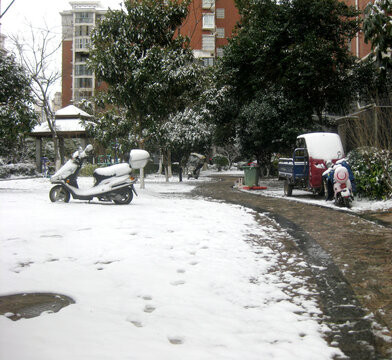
347;147;392;200
212;154;229;171
0;162;37;178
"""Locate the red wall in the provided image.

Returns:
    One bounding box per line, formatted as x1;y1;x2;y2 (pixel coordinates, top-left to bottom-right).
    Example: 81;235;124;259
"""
62;40;73;107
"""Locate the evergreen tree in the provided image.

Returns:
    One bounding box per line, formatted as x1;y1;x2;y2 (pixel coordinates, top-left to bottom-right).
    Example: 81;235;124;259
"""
364;0;392;72
88;0;203;150
0;49;37;161
218;0;361;163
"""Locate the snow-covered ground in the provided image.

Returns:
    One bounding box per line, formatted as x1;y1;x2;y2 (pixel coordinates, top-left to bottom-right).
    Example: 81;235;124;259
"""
0;176;343;359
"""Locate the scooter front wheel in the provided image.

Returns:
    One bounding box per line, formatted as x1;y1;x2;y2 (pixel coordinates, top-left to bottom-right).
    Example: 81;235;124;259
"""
49;185;70;203
113;188;133;205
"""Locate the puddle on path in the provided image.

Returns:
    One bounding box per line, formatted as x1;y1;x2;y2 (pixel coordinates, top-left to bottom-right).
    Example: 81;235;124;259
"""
0;293;75;321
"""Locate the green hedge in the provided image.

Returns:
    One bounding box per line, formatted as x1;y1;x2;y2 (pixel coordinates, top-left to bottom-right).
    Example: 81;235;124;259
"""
347;147;392;200
212;154;229;171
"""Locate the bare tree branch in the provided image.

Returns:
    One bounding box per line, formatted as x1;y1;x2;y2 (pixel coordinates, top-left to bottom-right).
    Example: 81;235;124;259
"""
9;24;62;169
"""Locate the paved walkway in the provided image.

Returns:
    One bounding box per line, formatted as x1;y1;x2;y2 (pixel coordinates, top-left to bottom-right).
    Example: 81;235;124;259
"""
194;175;392;360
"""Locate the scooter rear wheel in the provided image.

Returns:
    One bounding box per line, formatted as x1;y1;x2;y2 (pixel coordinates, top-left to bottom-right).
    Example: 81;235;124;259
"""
49;185;70;203
343;197;352;208
113;188;133;205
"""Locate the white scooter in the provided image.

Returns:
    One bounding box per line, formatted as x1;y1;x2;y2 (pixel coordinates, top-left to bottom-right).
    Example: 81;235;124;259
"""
322;160;354;208
49;145;150;205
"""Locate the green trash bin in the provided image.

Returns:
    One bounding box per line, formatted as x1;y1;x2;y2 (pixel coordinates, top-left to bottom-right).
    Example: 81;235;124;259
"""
243;166;260;187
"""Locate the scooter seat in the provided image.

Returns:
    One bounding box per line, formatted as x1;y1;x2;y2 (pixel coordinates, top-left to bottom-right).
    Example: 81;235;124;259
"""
93;163;132;185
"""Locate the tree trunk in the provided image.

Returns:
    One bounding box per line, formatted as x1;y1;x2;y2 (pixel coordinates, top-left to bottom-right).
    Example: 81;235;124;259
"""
52;134;61;171
167;149;172;179
138;138;146;189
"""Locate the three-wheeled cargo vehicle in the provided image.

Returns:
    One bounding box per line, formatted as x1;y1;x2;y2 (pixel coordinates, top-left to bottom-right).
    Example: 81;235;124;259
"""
278;132;344;196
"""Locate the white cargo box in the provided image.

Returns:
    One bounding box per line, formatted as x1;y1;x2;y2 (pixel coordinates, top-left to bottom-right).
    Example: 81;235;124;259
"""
129;149;150;169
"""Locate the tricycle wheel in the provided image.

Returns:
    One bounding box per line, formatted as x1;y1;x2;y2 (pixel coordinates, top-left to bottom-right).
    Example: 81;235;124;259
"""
284;180;293;196
49;185;70;203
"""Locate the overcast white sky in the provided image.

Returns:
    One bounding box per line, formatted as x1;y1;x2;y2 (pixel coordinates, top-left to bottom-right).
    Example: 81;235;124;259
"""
1;0;122;94
1;0;121;38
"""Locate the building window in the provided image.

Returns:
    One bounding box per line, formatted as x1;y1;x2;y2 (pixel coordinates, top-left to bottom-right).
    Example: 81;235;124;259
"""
202;13;215;30
216;47;224;57
202;0;215;9
75;25;91;37
75;64;93;76
75;53;89;63
202;35;215;51
75;77;93;89
216;8;225;19
216;28;225;39
74;90;93;103
202;57;214;67
75;37;91;50
75;12;94;24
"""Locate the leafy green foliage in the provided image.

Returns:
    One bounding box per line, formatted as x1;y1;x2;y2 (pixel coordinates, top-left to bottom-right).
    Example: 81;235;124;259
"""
212;154;229;171
0;49;37;160
88;0;207;154
79;164;99;177
216;0;362;165
364;0;392;72
347;147;392;200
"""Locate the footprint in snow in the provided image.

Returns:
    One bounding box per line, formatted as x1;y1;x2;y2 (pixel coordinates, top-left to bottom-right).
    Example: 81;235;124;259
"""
144;304;156;313
168;336;184;345
170;280;186;286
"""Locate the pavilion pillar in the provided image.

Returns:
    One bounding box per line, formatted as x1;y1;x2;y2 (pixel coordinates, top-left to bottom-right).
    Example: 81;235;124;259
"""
80;137;87;149
59;137;65;164
35;137;42;172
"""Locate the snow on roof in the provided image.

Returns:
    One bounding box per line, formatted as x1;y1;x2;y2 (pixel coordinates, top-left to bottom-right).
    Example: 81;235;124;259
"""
298;132;344;160
31;119;89;135
55;105;92;119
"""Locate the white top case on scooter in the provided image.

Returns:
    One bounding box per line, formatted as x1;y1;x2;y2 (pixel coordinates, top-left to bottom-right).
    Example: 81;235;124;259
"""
94;163;132;177
129;149;150;169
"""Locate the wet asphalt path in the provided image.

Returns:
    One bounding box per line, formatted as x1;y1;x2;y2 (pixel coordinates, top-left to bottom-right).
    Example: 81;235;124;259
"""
193;175;392;360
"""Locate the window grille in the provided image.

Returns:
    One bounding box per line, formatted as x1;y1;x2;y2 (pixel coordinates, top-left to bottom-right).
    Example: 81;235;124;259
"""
202;35;215;51
216;8;225;19
216;28;225;39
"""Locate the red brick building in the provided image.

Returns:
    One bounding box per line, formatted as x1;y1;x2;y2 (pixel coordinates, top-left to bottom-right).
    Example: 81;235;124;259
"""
60;1;107;107
60;1;240;106
179;0;240;66
345;0;373;59
60;0;375;107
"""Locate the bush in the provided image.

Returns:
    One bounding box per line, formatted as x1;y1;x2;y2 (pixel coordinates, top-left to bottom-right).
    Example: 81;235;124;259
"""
0;162;37;178
79;164;99;177
212;154;229;171
347;147;392;200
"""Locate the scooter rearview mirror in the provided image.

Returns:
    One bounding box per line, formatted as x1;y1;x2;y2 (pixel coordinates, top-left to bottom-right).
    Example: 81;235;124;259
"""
85;144;93;152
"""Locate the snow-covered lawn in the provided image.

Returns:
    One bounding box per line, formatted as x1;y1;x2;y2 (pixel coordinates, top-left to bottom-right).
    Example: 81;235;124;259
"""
0;177;342;359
